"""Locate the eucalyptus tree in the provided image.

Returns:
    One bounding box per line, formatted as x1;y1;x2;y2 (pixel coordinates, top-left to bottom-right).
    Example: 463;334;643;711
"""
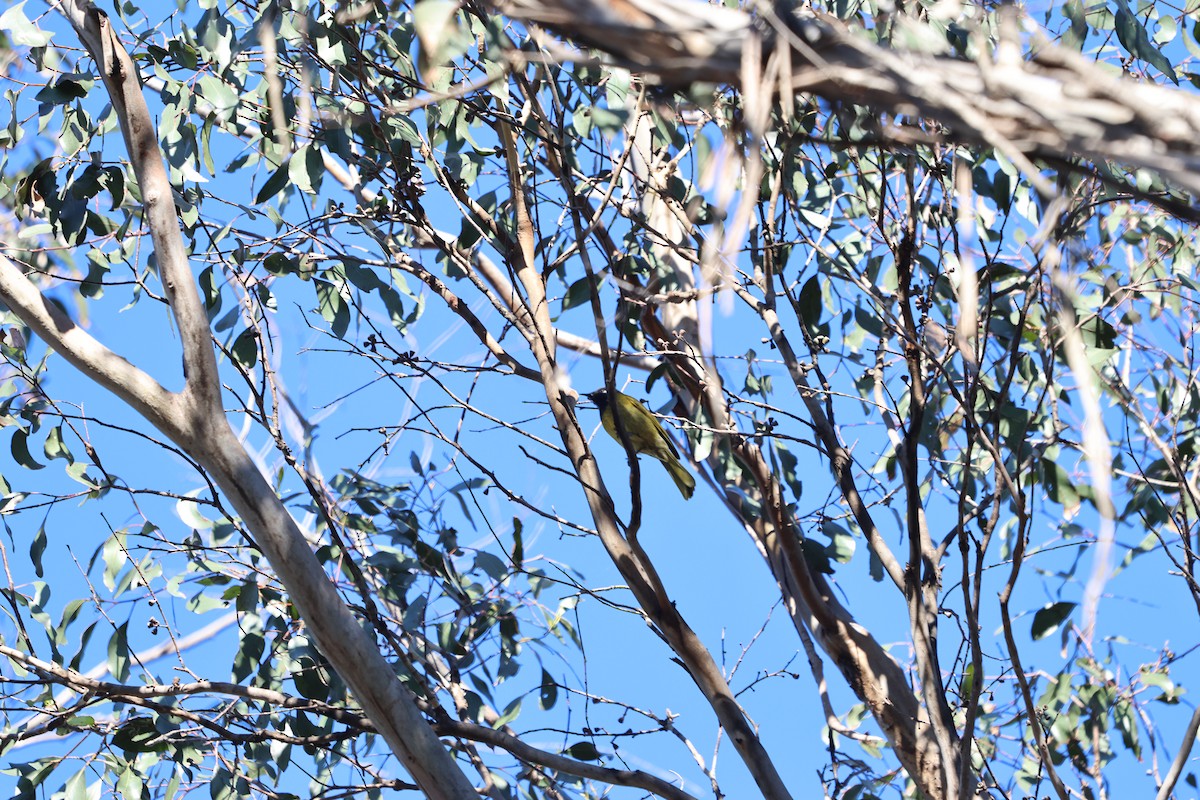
1;1;1199;799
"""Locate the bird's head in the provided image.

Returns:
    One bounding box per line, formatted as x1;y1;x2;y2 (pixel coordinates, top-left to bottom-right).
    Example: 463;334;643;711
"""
585;389;610;410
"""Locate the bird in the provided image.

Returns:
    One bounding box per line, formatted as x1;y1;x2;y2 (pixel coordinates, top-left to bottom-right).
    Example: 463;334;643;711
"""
585;388;695;500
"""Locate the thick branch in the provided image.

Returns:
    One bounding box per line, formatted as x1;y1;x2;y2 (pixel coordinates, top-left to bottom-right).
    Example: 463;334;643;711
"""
432;719;698;800
1157;706;1200;800
51;0;220;409
0;256;176;430
644;301;954;799
0;645;697;800
18;3;480;796
500;0;1200;197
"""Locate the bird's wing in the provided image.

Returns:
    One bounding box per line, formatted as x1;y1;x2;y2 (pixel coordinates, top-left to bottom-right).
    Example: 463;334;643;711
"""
655;409;680;459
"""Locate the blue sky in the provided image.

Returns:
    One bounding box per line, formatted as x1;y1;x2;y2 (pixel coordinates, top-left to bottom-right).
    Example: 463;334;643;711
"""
2;1;1200;798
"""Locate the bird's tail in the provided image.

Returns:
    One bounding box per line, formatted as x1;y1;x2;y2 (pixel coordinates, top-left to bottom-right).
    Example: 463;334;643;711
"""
661;457;696;500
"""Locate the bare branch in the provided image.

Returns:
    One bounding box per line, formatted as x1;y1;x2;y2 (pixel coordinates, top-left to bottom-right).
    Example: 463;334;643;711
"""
1157;706;1200;800
0;643;698;800
0;255;176;432
49;0;221;409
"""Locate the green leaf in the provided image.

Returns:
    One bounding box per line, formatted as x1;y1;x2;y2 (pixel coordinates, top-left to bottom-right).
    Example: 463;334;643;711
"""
35;79;87;104
588;106;629;136
64;768;89;800
263;253;296;276
343;260;386;292
378;286;410;332
81;253;109;299
103;531;126;591
0;3;53;47
511;517;524;566
234;578;259;616
822;520;856;564
315;279;350;338
561;276;594;312
1114;0;1179;82
11;429;45;470
475;551;507;581
176;492;213;531
288;143;323;195
960;663;977;700
854;302;883;335
255;161;291;203
1063;0;1088;48
1079;315;1118;350
800;538;833;574
1114;697;1139;754
565;741;601;761
104;167;126;209
43;425;73;462
29;525;46;578
196;7;235;70
232;631;264;683
494;697;522;727
774;442;803;498
112;717;164;756
1031;601;1076;640
1042;459;1080;512
168;38;199;70
199;266;223;316
56;598;86;641
539;668;557;710
798;276;822;333
11;758;58;794
108;622;130;681
387;114;422;146
292;656;330;701
231;328;259;368
197;75;239;121
313;23;349;66
644;362;669;394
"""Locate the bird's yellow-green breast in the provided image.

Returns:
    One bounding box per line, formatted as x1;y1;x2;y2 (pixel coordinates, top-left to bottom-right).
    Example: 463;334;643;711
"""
586;388;695;500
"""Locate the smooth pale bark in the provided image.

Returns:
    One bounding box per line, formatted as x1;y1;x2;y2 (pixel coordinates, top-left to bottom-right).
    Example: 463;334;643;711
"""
500;0;1200;199
0;3;482;796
